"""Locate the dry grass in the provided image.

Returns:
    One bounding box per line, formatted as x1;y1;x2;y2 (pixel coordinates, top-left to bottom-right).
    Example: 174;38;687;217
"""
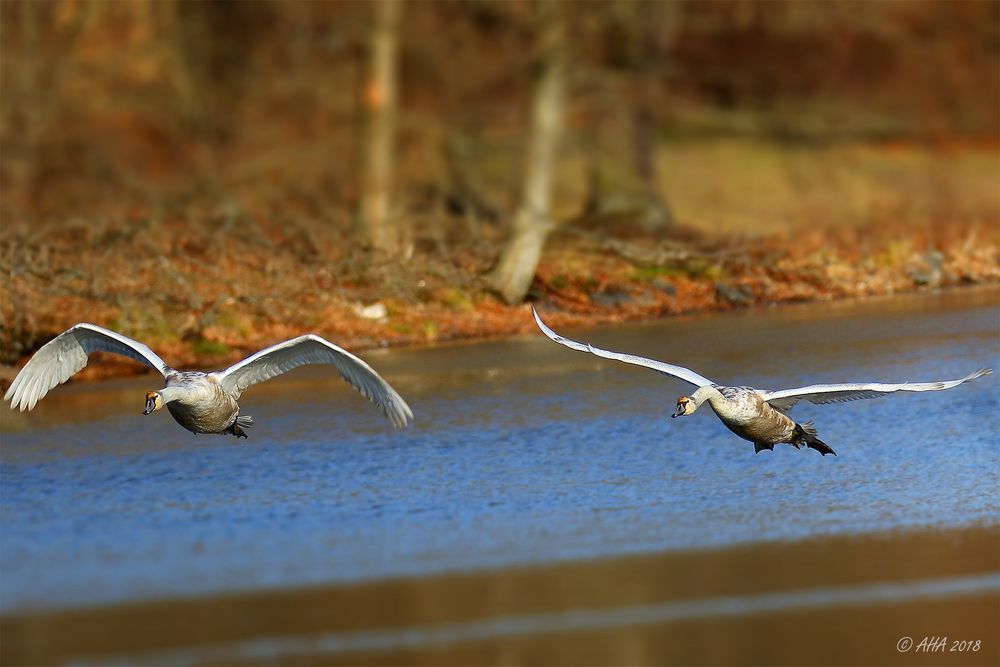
1;139;998;382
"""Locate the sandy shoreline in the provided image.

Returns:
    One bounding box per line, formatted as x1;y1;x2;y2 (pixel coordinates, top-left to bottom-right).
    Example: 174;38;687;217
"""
3;523;997;665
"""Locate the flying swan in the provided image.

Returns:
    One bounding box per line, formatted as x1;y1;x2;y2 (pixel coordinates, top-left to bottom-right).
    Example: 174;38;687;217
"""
4;323;413;436
532;307;990;456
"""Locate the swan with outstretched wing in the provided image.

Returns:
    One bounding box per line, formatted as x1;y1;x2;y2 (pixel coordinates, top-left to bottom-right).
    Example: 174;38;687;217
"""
5;324;413;436
532;307;990;456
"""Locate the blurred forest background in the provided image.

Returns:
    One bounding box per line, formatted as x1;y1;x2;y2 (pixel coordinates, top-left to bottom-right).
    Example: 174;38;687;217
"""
1;0;998;376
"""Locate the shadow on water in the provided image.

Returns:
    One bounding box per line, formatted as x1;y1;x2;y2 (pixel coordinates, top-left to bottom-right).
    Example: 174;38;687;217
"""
1;287;998;665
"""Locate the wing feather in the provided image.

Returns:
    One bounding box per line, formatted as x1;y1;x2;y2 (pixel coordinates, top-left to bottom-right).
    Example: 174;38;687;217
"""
4;323;170;411
531;307;715;387
215;335;413;429
760;368;992;410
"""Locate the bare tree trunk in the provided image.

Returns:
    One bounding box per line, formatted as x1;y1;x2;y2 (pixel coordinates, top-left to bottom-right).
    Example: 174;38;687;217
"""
630;0;681;229
491;0;566;304
359;0;402;256
580;1;681;234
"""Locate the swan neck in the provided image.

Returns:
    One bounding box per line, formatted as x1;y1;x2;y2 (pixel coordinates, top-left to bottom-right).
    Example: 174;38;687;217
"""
692;385;723;408
158;386;187;404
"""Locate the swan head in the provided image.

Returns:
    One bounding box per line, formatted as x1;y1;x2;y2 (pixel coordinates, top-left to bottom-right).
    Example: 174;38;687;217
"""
672;395;697;418
143;391;163;415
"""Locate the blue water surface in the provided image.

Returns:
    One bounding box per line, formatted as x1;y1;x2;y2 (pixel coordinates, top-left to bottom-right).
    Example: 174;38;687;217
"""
1;289;998;613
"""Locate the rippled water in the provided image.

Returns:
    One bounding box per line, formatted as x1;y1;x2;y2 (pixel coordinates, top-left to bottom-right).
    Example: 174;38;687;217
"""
2;288;998;614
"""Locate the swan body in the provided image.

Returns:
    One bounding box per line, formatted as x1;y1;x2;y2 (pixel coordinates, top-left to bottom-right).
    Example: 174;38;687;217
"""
532;307;991;456
157;372;243;436
686;385;824;454
5;324;413;436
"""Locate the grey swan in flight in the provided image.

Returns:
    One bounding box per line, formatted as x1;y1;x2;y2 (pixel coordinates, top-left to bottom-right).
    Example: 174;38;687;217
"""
4;323;413;436
532;307;990;456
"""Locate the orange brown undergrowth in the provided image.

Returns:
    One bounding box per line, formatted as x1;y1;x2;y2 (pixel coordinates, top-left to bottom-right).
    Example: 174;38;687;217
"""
1;217;997;390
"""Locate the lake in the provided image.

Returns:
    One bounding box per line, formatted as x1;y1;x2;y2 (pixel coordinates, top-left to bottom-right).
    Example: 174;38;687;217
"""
2;287;998;665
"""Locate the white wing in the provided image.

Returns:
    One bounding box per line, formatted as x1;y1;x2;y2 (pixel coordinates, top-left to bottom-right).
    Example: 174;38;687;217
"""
760;368;992;411
215;335;413;429
4;323;170;412
531;307;715;388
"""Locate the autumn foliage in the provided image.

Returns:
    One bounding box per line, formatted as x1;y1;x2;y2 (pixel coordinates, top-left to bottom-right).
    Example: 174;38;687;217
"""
1;0;997;381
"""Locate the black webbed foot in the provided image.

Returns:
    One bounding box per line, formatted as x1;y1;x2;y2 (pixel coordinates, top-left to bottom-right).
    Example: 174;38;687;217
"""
224;422;249;439
753;442;774;454
792;422;836;456
806;439;836;456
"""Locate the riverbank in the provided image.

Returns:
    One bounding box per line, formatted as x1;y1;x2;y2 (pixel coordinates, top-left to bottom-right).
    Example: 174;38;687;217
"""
3;138;999;386
1;215;997;388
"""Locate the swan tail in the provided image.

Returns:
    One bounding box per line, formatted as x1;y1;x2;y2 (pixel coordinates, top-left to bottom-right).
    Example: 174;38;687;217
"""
794;421;836;456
